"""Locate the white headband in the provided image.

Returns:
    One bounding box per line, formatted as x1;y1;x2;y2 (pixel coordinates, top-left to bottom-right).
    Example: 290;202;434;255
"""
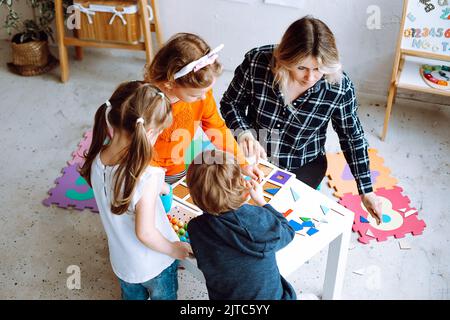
173;44;224;80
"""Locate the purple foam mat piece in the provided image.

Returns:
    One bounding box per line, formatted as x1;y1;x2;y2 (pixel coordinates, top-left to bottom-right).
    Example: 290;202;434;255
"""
341;164;380;182
43;164;98;213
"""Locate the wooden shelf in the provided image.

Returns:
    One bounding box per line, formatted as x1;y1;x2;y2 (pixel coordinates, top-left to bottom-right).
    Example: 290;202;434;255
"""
55;0;161;82
397;55;450;97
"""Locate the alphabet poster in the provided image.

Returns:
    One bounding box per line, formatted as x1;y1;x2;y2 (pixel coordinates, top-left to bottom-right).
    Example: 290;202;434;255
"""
401;0;450;56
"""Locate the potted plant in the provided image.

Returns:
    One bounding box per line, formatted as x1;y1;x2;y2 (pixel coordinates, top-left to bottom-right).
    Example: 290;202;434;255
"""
1;0;71;76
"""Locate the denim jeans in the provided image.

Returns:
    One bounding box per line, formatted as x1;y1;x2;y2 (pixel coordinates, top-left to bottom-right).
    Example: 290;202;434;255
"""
118;260;179;300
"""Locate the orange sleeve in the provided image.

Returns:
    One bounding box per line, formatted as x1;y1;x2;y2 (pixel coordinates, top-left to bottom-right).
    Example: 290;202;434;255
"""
201;90;248;166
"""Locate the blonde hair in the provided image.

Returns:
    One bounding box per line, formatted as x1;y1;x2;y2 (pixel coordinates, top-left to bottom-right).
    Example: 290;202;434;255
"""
144;33;223;88
273;16;343;103
80;81;172;214
186;150;247;215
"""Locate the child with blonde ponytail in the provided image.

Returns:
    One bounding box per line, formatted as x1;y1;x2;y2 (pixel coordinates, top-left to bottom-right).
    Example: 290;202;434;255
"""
80;81;192;300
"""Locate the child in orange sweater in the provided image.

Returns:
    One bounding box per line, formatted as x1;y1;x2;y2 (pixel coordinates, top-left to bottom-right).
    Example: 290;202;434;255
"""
144;33;262;183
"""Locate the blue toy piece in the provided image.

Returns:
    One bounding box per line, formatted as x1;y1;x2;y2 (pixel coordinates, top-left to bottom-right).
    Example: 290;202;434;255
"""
360;216;369;223
306;228;319;236
288;220;303;231
320;205;329;215
290;187;300;201
160;185;173;213
265;188;280;196
302;221;315;228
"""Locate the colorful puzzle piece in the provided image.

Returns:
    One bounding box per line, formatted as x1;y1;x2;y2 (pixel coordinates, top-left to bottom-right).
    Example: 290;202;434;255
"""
339;187;426;244
320;205;329;215
290;187;300;201
326;149;398;198
43;164;98;212
284;209;293;218
302;221;315;228
263;181;281;197
360;216;369;223
289;220;304;231
266;188;280;196
307;228;319;236
269;170;292;185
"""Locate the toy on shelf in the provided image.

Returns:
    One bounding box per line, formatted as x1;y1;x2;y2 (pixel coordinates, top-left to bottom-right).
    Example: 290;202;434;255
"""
420;64;450;91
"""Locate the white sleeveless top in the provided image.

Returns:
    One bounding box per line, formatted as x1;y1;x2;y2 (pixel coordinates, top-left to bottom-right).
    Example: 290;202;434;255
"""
91;154;179;283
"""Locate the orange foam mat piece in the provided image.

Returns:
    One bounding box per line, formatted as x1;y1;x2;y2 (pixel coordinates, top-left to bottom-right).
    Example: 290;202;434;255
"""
326;148;398;199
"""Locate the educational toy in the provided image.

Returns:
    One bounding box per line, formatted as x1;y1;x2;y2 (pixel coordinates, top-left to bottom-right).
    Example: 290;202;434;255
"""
382;0;450;140
420;64;450;90
167;206;195;243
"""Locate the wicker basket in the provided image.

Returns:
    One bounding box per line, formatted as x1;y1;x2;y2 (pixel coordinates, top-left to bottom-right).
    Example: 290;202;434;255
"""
11;40;49;67
73;1;151;44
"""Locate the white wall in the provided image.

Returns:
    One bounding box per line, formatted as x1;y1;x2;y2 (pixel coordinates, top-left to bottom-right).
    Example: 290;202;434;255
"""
156;0;403;97
0;1;34;39
1;0;447;104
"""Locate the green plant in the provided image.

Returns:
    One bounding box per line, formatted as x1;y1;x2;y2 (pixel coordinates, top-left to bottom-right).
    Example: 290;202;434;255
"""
1;0;72;43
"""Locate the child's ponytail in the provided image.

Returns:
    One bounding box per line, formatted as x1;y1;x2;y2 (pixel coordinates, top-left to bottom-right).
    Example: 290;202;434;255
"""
80;102;110;187
110;118;152;214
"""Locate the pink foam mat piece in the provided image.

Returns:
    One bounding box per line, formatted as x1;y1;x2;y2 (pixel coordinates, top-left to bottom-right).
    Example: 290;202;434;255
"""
339;186;426;244
68;130;93;166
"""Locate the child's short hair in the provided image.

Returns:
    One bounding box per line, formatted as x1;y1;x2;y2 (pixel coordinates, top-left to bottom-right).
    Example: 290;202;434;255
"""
144;33;222;88
186;150;247;215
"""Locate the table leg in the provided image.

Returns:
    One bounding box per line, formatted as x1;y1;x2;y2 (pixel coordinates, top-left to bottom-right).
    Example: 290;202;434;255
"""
322;229;351;300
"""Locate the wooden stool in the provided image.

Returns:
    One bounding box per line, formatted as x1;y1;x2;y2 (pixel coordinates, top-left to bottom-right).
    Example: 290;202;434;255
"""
54;0;162;83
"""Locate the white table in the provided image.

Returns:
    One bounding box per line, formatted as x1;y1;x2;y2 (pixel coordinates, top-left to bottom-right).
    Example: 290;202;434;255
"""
179;171;354;300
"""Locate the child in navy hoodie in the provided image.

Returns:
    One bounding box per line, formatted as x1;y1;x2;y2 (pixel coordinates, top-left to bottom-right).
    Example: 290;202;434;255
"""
186;149;296;300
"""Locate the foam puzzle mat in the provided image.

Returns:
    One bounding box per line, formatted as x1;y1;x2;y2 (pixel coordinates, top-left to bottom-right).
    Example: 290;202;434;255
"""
326;148;398;199
339;187;426;244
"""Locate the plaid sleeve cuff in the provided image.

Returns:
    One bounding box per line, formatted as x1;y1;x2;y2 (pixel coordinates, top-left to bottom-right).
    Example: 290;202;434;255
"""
356;174;373;195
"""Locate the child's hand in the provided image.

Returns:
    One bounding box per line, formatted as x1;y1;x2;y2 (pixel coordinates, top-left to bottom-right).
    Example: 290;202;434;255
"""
246;180;266;206
170;241;193;260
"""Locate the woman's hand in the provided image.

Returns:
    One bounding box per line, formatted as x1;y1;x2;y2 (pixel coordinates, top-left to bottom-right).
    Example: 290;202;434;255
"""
238;132;267;164
361;192;382;225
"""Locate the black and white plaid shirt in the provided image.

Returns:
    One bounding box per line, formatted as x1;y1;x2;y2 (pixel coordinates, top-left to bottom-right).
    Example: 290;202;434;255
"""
220;45;373;194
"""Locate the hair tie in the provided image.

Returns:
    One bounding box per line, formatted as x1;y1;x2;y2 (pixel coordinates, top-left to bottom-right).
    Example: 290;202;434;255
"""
157;92;165;99
105;100;113;132
173;44;225;80
136;117;145;125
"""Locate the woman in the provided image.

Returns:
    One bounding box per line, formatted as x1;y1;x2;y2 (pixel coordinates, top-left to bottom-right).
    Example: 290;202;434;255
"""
220;16;382;223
